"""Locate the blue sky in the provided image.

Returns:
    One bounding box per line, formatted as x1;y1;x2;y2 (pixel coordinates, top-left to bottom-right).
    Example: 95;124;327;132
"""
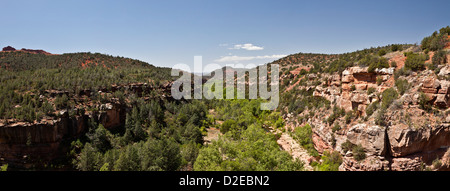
1;0;449;72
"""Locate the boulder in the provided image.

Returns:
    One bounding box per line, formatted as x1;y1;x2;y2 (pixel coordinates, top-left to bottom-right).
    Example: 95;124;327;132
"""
351;92;368;104
438;65;450;77
345;124;386;156
421;87;438;94
355;84;368;90
375;67;395;75
422;77;440;89
342;75;354;83
342;83;351;91
435;94;449;108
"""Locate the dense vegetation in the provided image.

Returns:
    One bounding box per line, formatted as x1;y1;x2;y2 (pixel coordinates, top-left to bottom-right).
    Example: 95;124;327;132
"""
194;99;303;171
73;98;209;171
421;26;450;52
0;51;174;122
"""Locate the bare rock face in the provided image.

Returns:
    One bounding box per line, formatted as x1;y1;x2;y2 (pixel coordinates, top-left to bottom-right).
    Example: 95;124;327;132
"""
390;156;422;171
301;63;450;171
339;156;388;171
97;103;126;129
388;123;450;157
344;124;386;156
0;115;87;168
0;102;128;169
438;65;450;77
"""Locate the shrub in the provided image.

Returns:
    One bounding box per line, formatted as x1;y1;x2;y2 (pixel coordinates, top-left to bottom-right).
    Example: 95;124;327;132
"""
367;87;376;95
220;119;238;134
341;139;354;153
344;111;354;124
375;108;386;126
316;151;342;171
327;106;345;125
395;78;409;95
394;67;411;80
1;164;8;171
422;26;449;51
432;158;442;170
368;57;389;73
365;100;379;117
376;76;383;85
432;50;448;66
430;34;447;51
381;88;398;109
352;144;366;161
418;92;432;112
378;49;387;56
350;84;356;91
332;123;341;133
293;124;319;157
391;44;402;52
390;61;397;68
405;53;427;71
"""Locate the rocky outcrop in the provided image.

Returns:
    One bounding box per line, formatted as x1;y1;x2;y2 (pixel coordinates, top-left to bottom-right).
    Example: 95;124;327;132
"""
0;114;87;168
339;156;388;171
342;124;386;156
0;102;127;169
96;103;126;129
1;46;52;55
2;46;16;51
20;48;52;55
420;77;450;108
336;66;382;115
388;123;450;157
306;63;450;171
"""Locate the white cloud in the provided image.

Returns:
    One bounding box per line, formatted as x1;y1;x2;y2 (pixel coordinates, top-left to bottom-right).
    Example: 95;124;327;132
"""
215;54;287;62
229;43;264;51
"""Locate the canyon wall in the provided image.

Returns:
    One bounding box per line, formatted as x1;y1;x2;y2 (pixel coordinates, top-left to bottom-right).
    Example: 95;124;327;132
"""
311;66;450;171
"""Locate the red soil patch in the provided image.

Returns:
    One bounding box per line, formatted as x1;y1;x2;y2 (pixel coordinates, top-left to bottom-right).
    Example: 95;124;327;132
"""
81;59;97;68
285;76;304;92
426;51;435;64
389;54;406;70
289;66;311;75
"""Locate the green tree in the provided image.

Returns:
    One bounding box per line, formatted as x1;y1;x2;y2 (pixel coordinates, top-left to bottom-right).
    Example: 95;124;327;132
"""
395;78;409;95
418;92;432;112
76;143;102;171
405;53;427;71
316;151;342;171
352;144;366;161
381;88;398;110
293;124;319;157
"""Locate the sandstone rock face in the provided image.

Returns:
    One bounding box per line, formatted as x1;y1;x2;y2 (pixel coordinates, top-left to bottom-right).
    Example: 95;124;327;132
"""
338;67;379;114
0;115;87;168
343;124;386;156
420;77;450;108
388;123;450;157
0;101;129;169
339;156;388;171
308;64;450;171
97;103;126;129
438;65;450;77
390;156;422;171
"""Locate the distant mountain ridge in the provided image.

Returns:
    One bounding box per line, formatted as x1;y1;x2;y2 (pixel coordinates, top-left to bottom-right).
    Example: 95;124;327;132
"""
2;46;53;55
